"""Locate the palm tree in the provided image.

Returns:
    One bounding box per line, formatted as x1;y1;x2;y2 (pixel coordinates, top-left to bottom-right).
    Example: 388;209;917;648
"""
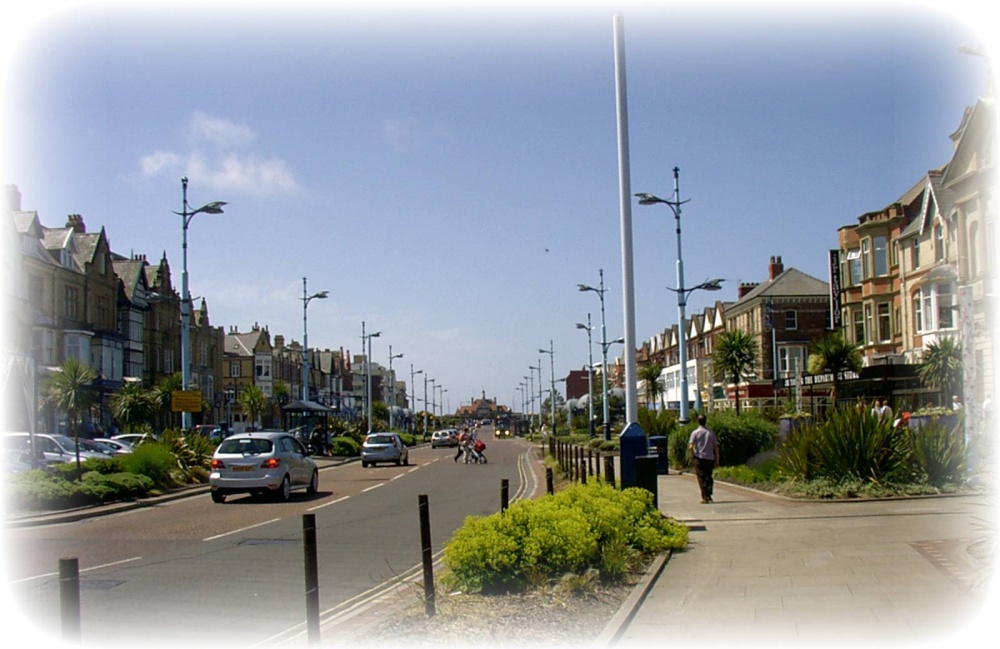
639;363;664;410
42;358;98;479
807;332;863;408
918;336;963;405
110;382;157;432
713;329;759;416
151;373;183;430
239;384;267;430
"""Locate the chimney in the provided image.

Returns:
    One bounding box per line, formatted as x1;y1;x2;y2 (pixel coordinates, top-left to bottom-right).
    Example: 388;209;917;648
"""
738;282;760;298
274;335;285;349
768;255;784;280
66;214;86;233
4;184;22;213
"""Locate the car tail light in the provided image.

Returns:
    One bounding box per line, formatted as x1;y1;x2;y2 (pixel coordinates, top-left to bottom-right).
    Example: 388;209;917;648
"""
260;458;280;469
211;459;225;470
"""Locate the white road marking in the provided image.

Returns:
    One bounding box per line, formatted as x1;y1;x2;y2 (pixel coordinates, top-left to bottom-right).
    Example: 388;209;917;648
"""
12;556;144;584
361;483;383;493
307;496;349;512
202;517;281;542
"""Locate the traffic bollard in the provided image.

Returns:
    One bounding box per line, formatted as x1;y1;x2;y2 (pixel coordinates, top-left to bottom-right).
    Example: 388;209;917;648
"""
302;514;320;645
60;557;81;643
418;495;436;617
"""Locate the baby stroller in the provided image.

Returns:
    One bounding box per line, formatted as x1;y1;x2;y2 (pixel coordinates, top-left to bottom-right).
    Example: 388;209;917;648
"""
470;439;487;464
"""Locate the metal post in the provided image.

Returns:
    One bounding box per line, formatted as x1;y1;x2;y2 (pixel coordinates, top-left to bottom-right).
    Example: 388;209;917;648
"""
418;495;436;617
60;557;81;642
546;467;554;495
180;179;192;430
501;479;509;513
303;514;320;644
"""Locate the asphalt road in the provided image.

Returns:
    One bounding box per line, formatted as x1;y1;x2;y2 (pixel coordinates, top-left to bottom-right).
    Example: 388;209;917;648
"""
4;433;538;648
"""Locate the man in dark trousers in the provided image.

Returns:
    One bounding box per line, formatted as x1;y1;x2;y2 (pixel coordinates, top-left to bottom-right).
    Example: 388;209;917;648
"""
688;415;720;504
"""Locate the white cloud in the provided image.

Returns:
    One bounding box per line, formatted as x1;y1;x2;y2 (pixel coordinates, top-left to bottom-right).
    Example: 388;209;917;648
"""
138;112;299;195
187;111;257;149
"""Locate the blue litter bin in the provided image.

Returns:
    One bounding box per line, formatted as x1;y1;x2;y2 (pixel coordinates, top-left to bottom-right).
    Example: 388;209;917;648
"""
648;436;669;474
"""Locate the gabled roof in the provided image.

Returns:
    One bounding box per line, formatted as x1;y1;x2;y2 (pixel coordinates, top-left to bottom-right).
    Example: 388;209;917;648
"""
731;267;828;308
112;257;149;302
226;328;272;357
943;97;994;186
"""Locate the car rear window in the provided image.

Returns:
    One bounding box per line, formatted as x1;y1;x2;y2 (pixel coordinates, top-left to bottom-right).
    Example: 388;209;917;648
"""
366;435;395;445
218;438;273;454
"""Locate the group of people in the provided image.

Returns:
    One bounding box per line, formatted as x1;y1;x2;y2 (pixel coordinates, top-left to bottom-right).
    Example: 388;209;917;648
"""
453;426;487;464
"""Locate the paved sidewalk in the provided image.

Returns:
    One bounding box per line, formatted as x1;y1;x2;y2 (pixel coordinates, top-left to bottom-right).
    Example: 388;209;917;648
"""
613;471;996;647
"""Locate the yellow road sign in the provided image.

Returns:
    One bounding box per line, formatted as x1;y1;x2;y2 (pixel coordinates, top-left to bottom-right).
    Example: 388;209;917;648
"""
171;390;203;412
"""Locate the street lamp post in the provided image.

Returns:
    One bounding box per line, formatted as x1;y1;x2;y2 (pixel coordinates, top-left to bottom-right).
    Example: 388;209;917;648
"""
538;340;555;435
388;346;404;430
301;277;328;402
528;365;540;431
175;177;226;430
665;278;724;417
423;374;430;436
361;322;381;433
636;167;695;423
428;378;437;421
439;387;447;419
410;365;423;435
576;314;595;438
578;269;612;440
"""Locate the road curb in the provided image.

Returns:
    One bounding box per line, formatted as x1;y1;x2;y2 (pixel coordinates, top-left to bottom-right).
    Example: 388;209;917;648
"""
590;550;672;649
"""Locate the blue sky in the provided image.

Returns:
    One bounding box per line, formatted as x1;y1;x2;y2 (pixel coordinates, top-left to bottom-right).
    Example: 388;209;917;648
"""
1;0;993;413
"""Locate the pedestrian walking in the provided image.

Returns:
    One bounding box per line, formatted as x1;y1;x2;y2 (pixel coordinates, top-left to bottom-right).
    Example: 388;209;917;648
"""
688;415;719;504
455;427;470;462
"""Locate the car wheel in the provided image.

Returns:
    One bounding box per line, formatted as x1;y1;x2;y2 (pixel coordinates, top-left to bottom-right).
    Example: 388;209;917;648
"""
307;470;319;495
275;475;291;502
403;454;409;466
361;461;369;468
211;491;226;504
395;456;402;466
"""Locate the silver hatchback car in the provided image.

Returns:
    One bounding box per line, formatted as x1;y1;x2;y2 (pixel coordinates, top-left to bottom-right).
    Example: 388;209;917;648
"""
360;432;409;467
209;431;319;503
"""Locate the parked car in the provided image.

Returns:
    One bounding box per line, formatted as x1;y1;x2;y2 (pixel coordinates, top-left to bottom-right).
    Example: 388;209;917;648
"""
360;432;409;467
1;432;112;463
93;438;134;454
430;429;458;448
110;433;154;447
208;431;319;503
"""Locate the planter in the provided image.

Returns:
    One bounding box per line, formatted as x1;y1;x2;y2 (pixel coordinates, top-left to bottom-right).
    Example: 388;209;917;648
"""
909;413;959;431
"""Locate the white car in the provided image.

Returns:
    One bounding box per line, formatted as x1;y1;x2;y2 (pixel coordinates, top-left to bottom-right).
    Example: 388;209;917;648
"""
209;431;319;503
360;432;409;467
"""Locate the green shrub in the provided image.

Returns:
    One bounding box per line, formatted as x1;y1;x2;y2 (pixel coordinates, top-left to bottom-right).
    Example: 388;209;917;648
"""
329;436;360;456
668;428;692;468
637;408;676;439
81;471;155;499
784;408;910;484
907;418;966;487
122;442;178;490
703;411;779;466
442;481;687;593
397;432;416;447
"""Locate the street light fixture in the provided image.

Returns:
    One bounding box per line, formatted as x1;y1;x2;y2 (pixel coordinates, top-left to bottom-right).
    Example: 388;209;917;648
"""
361;322;381;433
528;364;541;431
578;269;614;440
576;315;596;438
637;166;715;424
538;340;556;435
388;346;404;430
175;177;226;430
410;365;423;435
301;277;328;402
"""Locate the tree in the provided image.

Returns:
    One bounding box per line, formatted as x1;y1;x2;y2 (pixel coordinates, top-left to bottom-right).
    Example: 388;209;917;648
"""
151;373;183;430
239;384;267;429
807;332;863;408
713;329;759;417
42;358;98;479
639;363;664;410
110;382;156;433
918;336;963;405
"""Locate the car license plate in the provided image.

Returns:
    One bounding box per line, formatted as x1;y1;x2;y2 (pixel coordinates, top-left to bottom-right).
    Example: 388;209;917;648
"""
231;465;254;472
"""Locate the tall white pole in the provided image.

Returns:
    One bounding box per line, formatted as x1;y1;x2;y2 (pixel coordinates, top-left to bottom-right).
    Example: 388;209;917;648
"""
180;178;192;431
613;13;639;427
302;277;310;402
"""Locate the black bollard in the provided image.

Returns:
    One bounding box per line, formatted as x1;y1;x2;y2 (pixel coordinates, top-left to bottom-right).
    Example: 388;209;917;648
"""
604;456;616;488
580;448;587;485
501;479;509;513
546;467;554;495
635;455;658;508
60;557;81;643
418;495;436;617
302;514;320;645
